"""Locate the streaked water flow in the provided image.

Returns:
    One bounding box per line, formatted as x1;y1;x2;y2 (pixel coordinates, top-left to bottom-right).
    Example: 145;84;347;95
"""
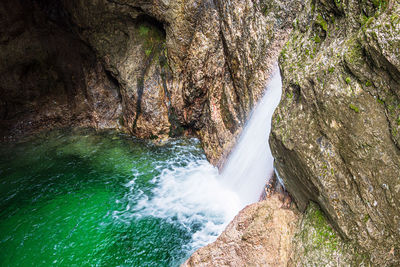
221;69;283;206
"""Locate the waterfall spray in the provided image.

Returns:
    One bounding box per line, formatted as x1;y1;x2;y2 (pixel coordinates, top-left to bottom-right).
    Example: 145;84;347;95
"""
220;69;282;206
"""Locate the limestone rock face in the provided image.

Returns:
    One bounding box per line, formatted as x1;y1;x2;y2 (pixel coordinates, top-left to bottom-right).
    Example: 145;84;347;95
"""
0;0;302;164
61;0;303;164
182;195;299;267
270;0;400;264
59;0;174;139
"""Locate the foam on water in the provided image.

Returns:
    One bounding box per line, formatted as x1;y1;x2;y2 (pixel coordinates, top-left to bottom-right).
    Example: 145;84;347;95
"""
114;140;242;254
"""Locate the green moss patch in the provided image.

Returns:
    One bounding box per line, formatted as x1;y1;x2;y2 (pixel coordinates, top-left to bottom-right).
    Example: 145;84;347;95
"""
292;202;370;265
305;203;338;251
316;15;328;32
139;25;150;36
349;103;360;113
135;20;166;59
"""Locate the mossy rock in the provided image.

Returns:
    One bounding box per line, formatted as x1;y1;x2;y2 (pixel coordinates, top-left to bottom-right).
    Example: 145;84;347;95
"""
290;202;370;266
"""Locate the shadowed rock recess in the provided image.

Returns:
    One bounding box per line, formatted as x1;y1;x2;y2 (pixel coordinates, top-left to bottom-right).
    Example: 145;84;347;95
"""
270;0;400;265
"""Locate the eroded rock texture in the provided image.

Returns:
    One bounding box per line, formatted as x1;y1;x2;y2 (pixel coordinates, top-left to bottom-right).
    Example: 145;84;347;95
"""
270;0;400;264
61;0;303;164
183;194;299;266
0;0;302;165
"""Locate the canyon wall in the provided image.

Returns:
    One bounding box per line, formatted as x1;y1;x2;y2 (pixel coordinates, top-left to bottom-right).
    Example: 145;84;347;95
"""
270;0;400;264
59;0;302;165
0;0;302;165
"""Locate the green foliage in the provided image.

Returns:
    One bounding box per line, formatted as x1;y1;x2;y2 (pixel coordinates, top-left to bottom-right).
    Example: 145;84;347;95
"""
363;214;370;223
280;46;288;60
365;80;372;87
361;14;369;26
377;97;384;104
345;77;351;84
136;22;165;60
364;17;375;28
276;114;281;124
294;19;299;28
344;37;363;64
392;128;398;137
334;0;342;9
328;66;335;73
349;104;360;113
391;14;400;26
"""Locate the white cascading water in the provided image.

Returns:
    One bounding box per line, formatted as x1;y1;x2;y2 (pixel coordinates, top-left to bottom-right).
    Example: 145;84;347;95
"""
119;68;282;258
220;68;283;206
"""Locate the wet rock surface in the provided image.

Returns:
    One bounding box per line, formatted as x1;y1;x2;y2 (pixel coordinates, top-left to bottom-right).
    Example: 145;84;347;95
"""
270;0;400;264
61;0;303;164
182;193;300;267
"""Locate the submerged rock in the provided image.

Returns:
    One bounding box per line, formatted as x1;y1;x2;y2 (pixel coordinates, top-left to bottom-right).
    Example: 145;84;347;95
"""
270;0;400;264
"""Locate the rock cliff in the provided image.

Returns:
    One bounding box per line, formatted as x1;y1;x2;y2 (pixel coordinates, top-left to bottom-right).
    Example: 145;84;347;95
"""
0;0;301;165
270;0;400;264
58;0;302;165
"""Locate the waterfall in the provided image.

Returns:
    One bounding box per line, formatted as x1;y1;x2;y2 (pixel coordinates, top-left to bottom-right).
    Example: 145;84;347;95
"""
220;69;282;206
123;68;282;256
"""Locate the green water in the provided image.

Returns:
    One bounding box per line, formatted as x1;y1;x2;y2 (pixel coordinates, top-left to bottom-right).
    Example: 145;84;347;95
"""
0;128;215;266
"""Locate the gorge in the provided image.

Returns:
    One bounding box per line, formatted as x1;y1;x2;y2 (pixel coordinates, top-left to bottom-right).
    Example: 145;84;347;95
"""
1;0;400;266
